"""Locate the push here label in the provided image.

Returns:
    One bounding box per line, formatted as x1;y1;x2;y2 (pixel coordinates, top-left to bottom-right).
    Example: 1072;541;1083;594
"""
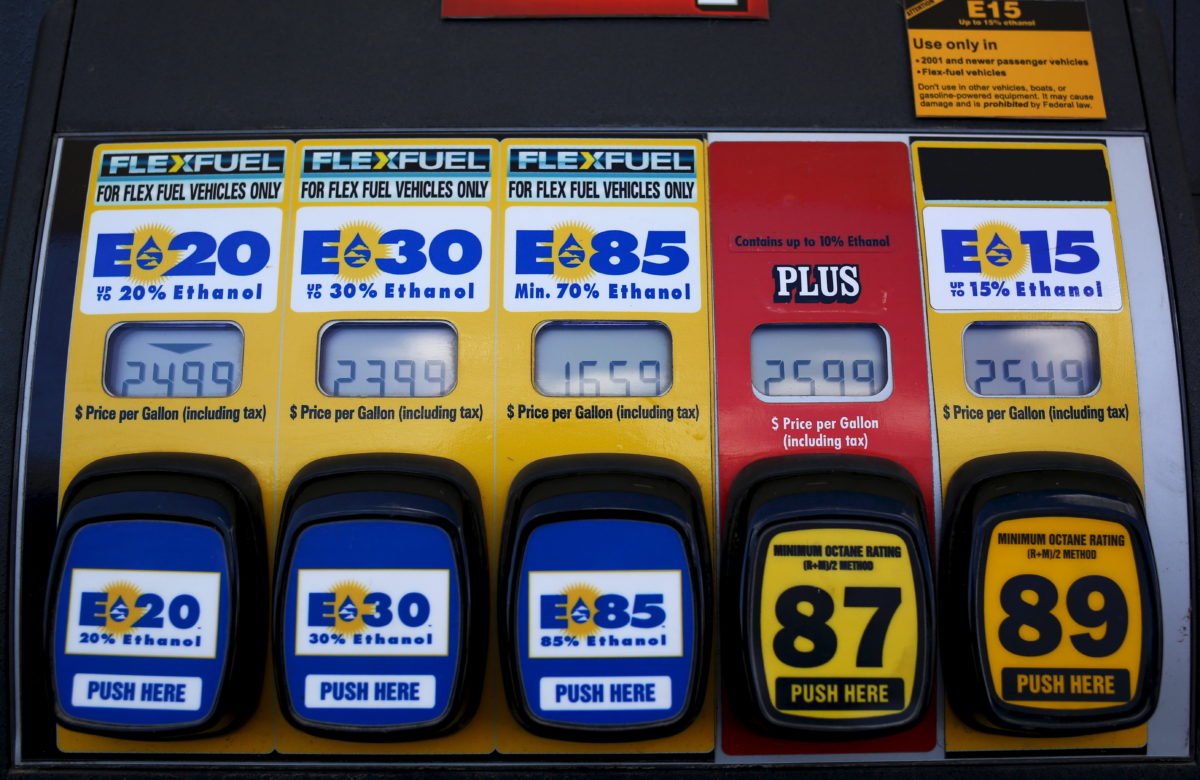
303;674;436;709
539;675;672;711
71;673;202;711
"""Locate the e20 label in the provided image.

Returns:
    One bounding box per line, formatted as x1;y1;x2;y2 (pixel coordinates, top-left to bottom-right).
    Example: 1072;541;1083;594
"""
81;207;282;315
65;568;221;659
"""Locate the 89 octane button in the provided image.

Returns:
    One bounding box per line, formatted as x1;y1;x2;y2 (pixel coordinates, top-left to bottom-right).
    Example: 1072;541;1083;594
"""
942;453;1161;735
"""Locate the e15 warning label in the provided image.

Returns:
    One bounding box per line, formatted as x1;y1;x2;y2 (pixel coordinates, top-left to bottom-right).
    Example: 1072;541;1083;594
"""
905;0;1105;119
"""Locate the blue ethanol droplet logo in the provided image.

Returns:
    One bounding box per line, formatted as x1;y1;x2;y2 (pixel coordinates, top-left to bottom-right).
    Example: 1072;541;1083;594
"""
570;598;591;624
109;596;129;622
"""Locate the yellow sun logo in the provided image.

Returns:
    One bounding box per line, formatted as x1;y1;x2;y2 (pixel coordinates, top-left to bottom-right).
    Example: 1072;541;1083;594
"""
329;580;375;635
335;222;390;282
127;224;182;284
100;581;145;635
973;221;1028;280
560;582;603;638
550;222;596;282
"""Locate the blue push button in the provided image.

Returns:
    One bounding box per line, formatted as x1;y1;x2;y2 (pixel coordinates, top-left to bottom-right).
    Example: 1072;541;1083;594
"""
499;455;711;741
47;454;266;738
274;454;487;740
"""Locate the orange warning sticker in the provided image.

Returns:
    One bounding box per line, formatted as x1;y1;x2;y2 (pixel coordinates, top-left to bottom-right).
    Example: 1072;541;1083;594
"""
905;0;1105;119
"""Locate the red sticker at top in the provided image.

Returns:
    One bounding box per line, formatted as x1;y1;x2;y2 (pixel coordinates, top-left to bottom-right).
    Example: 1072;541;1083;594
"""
444;0;768;18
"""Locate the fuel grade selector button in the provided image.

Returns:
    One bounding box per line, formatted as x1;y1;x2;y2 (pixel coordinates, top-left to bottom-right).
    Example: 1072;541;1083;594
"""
942;453;1161;735
274;454;487;741
47;454;266;738
722;456;934;737
499;455;710;741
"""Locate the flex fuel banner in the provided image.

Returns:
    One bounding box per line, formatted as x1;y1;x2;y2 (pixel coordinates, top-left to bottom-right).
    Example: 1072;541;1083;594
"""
708;138;936;757
913;140;1147;752
58;141;290;754
276;139;498;754
495;138;715;754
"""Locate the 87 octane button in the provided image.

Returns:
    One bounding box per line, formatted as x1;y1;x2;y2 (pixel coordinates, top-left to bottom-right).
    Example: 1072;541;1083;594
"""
723;457;934;736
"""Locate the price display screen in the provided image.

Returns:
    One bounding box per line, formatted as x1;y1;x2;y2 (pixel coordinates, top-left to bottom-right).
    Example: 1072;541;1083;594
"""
963;322;1100;397
750;324;889;399
317;321;457;397
104;322;243;398
533;321;672;397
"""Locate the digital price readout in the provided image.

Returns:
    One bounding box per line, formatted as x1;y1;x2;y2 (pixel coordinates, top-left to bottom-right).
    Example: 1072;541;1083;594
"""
750;324;890;400
316;321;458;398
963;322;1100;397
533;321;672;397
104;323;243;398
942;454;1161;735
723;456;934;737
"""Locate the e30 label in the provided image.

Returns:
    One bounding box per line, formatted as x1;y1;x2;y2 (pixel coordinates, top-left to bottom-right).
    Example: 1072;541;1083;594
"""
296;569;450;656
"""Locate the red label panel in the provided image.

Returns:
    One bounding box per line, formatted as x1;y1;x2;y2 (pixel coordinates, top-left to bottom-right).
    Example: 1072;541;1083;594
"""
443;0;768;18
710;141;935;755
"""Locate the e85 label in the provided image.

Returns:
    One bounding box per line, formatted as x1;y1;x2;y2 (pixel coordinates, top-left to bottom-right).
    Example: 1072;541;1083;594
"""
758;527;922;718
528;570;683;659
982;516;1146;708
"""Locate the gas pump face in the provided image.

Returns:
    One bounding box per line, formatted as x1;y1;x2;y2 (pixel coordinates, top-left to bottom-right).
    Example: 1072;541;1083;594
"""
10;126;1192;769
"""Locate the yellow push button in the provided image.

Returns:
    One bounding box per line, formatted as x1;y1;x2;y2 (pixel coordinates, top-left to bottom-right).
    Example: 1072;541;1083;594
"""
723;455;934;736
942;453;1161;735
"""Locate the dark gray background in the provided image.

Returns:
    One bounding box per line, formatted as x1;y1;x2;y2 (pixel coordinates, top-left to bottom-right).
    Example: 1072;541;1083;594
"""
0;0;1195;246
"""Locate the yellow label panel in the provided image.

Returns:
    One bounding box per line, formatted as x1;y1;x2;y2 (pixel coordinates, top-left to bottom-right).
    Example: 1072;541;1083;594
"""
273;138;499;754
915;140;1147;751
906;0;1104;118
758;527;922;722
981;517;1144;711
494;138;715;753
57;140;292;753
